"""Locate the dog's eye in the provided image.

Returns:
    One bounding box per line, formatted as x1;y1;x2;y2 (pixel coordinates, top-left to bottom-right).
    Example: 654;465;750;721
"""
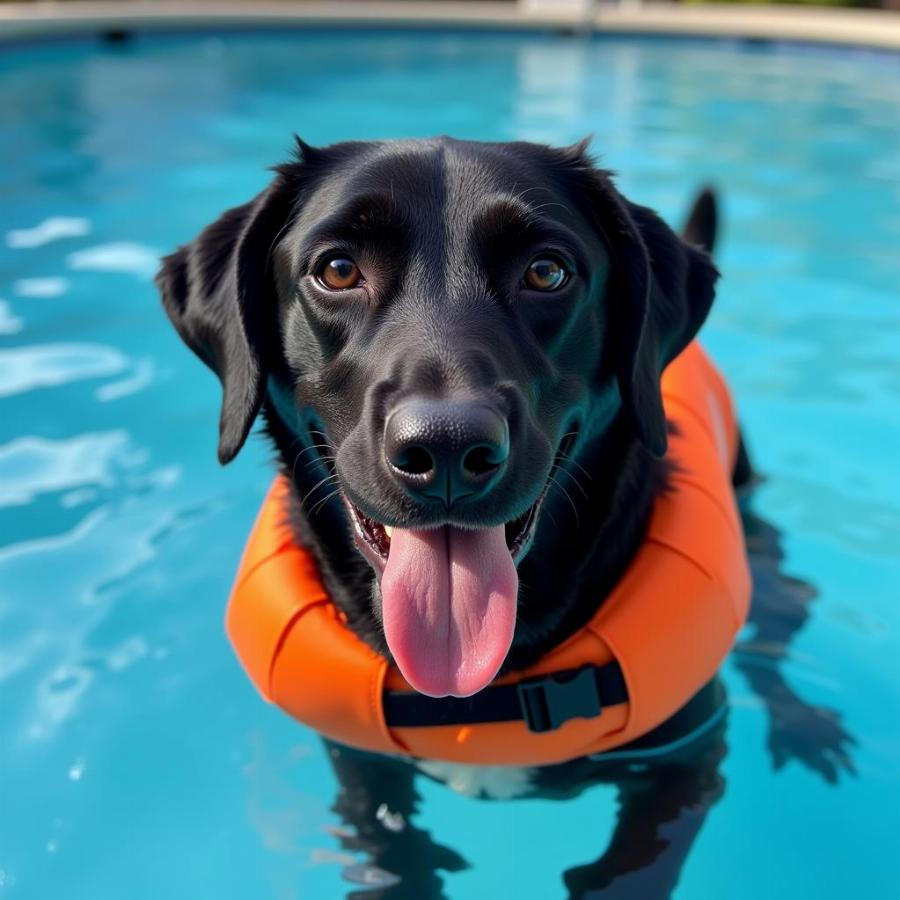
523;257;568;292
317;257;362;291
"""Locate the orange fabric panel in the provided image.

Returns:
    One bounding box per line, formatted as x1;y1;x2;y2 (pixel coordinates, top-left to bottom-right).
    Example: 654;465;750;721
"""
270;604;403;756
590;544;739;742
663;341;740;478
226;480;328;701
394;703;630;767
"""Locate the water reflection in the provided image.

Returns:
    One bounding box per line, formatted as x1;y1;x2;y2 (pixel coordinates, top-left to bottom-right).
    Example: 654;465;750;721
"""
318;487;857;899
0;300;23;335
734;499;857;785
0;343;127;398
5;216;90;249
0;431;130;507
13;276;69;298
66;242;160;279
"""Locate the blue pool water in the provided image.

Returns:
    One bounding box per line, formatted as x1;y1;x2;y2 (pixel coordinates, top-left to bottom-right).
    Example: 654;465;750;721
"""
1;28;898;899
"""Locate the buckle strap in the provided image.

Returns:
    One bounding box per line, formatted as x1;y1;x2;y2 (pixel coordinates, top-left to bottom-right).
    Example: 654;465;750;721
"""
383;663;628;734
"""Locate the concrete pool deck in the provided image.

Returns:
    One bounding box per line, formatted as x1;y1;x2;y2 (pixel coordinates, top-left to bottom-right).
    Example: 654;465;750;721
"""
0;1;899;52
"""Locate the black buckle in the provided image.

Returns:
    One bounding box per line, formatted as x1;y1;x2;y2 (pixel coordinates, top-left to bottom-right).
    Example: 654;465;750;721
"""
517;666;603;734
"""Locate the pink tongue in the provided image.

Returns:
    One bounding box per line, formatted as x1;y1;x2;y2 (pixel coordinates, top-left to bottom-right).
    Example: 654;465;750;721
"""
381;525;518;698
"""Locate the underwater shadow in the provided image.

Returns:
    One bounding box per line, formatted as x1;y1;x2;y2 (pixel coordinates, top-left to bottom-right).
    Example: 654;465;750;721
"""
733;496;857;785
322;488;857;899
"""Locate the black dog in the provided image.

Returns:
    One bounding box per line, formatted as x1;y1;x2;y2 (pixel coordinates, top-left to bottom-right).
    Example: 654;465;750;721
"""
157;137;854;897
158;136;719;694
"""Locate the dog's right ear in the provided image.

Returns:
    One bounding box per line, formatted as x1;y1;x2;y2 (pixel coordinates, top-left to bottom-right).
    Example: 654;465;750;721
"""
156;168;302;464
553;141;718;458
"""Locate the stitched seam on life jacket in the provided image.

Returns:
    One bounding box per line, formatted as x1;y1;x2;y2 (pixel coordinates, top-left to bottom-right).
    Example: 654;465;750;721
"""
231;535;295;593
266;598;331;697
584;624;634;742
663;393;723;452
590;543;731;747
644;536;743;630
371;659;411;754
575;722;630;758
644;535;719;584
664;473;743;542
370;661;382;742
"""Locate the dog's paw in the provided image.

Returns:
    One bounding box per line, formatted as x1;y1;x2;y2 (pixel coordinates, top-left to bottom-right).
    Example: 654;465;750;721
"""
767;703;857;785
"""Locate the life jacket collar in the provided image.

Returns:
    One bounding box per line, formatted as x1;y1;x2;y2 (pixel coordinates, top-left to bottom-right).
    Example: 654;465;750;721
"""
226;342;752;766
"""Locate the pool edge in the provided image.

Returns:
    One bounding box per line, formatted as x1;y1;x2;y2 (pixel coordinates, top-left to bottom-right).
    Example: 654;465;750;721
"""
1;2;899;53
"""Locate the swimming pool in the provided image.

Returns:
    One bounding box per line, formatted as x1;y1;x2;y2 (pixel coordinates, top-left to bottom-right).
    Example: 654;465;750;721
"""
1;26;898;899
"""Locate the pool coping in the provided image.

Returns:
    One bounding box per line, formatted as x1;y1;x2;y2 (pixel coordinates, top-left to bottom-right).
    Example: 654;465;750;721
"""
1;1;899;53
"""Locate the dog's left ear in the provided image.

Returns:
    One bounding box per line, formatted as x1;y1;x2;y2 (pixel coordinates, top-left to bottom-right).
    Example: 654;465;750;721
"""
561;148;718;458
607;194;718;458
156;172;300;464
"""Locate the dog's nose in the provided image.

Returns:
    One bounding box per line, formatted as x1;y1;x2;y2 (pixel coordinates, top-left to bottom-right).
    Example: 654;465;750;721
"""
385;401;509;505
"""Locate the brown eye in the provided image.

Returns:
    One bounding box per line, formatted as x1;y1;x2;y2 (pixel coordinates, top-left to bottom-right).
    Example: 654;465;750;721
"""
317;257;361;290
523;257;568;292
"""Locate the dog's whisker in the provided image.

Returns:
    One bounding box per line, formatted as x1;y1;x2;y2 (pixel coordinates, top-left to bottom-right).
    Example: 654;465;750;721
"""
529;199;576;218
559;451;593;482
284;433;304;455
513;185;546;202
302;455;337;477
556;465;589;499
555;432;592;483
290;429;338;486
306;479;341;513
308;487;343;517
298;472;340;509
305;452;337;464
290;438;338;482
510;185;577;220
297;442;337;458
290;448;304;485
265;212;301;272
548;473;580;527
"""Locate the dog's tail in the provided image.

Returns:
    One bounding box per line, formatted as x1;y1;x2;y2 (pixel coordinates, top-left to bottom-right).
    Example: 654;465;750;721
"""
682;187;718;255
682;187;755;488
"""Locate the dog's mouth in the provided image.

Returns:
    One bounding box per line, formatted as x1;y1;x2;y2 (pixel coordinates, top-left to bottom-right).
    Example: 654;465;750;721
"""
346;471;543;573
342;431;576;574
319;431;578;698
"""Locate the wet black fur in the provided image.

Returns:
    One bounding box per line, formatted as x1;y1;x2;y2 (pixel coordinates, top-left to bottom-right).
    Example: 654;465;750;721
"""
157;136;719;671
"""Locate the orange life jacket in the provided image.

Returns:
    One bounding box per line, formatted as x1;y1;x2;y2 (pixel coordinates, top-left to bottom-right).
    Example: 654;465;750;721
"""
226;341;751;766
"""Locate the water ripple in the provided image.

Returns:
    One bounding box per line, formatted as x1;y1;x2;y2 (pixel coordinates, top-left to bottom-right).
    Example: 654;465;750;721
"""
66;242;160;280
95;357;156;402
13;277;69;299
0;343;127;397
0;300;23;335
0;487;202;740
0;431;132;508
5;217;90;249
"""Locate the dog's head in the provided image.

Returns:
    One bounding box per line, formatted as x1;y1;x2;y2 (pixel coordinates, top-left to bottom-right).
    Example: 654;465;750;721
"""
157;137;716;697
